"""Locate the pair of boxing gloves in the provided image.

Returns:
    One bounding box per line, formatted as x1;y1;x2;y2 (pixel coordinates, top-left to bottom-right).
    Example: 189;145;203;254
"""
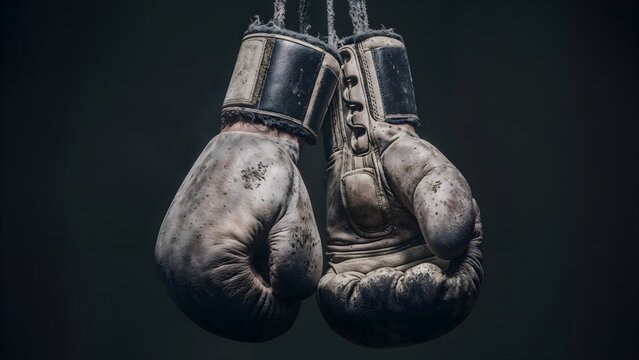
155;23;483;347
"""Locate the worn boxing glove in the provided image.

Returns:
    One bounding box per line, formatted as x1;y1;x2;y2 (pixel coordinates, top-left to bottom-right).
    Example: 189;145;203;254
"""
317;31;484;347
155;26;340;342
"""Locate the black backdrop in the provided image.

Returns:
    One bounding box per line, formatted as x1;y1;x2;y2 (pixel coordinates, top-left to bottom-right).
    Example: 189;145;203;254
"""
2;0;638;359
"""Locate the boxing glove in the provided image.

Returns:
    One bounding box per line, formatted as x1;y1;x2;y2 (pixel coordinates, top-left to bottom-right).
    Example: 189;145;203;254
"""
155;26;340;342
317;31;484;347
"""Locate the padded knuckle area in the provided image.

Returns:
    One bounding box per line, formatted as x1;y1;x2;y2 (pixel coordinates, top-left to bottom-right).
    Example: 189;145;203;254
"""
317;257;482;347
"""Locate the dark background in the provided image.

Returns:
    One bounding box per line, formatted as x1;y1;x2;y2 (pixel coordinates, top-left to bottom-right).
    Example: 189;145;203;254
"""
2;0;638;359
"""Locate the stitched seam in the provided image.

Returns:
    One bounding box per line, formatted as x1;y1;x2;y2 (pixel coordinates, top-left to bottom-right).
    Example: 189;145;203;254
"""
251;38;274;105
359;45;381;121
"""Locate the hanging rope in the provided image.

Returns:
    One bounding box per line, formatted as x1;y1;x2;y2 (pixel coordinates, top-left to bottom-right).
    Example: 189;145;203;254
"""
273;0;314;33
348;0;369;34
273;0;287;27
271;0;369;47
299;0;311;33
327;0;337;46
326;0;370;46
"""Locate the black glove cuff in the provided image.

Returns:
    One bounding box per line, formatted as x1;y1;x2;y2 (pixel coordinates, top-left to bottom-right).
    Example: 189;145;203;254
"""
343;32;420;126
221;27;340;144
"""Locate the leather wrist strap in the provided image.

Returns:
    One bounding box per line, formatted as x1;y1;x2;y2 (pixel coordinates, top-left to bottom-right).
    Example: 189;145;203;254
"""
220;0;341;144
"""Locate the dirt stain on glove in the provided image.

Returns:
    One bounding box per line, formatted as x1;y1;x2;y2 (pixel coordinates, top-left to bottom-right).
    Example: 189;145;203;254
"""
241;161;268;189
